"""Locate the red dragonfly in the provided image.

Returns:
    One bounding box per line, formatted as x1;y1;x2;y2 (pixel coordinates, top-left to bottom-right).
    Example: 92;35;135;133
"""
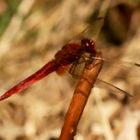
0;37;140;101
0;36;140;101
0;38;97;101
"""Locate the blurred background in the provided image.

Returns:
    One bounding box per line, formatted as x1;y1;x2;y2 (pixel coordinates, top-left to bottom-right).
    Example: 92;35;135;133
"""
0;0;140;140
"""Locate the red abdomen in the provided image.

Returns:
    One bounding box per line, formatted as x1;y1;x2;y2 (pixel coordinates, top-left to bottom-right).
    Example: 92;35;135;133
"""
0;60;59;101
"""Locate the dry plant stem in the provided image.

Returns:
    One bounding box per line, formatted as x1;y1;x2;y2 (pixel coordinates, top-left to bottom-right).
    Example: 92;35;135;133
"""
59;52;103;140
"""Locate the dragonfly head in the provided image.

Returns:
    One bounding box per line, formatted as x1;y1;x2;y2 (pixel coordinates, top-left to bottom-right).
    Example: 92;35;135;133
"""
81;38;96;53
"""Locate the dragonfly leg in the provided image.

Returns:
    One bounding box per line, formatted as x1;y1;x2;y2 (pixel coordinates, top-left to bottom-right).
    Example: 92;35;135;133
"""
69;61;81;78
69;55;87;78
69;53;102;78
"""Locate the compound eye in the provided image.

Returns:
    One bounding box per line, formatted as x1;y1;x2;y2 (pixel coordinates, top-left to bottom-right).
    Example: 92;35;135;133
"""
85;42;89;47
81;38;89;46
81;38;95;47
81;38;95;53
90;40;95;47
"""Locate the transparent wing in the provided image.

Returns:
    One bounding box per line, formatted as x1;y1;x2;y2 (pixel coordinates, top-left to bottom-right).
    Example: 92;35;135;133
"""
91;56;140;69
95;79;133;97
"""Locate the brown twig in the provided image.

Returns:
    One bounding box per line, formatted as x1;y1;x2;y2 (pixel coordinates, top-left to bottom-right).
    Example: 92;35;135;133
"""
59;52;103;140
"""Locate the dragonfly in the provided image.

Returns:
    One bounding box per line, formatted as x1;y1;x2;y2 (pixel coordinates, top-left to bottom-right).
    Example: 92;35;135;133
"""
0;38;97;101
0;35;140;101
